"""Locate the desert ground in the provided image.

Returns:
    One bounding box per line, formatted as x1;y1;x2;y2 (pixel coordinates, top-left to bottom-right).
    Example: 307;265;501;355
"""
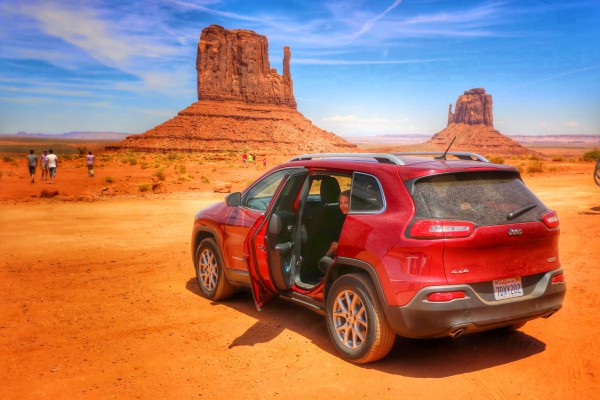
1;143;599;399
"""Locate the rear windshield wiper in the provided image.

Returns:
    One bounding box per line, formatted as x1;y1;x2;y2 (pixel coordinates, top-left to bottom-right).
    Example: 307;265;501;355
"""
507;204;537;220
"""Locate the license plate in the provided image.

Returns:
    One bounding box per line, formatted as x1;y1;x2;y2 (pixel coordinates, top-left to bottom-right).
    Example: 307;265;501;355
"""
493;277;524;300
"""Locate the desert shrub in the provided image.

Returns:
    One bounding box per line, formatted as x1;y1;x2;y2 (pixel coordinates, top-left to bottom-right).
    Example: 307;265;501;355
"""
120;156;137;165
212;167;217;173
104;176;114;183
176;174;193;184
62;154;74;161
487;155;504;164
154;169;166;181
78;147;88;155
527;160;544;173
167;152;182;161
138;183;151;192
2;156;15;163
582;149;600;162
201;176;210;183
551;156;564;162
174;164;186;174
140;162;149;169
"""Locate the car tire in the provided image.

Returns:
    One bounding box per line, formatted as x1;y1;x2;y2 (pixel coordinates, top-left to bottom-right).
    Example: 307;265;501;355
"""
194;238;235;301
326;273;395;363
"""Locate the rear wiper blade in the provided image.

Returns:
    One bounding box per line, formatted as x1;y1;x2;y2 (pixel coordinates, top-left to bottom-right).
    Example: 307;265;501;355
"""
507;204;537;220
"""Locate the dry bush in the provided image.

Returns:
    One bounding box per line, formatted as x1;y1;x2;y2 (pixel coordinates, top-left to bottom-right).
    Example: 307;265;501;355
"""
552;156;564;162
487;155;505;164
138;183;151;192
174;164;186;174
527;160;545;173
201;176;210;183
104;176;114;183
154;169;166;181
582;149;600;162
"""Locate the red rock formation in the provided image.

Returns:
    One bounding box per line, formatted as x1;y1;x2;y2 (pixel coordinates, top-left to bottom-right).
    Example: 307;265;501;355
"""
428;88;530;156
109;25;354;153
197;25;296;108
448;88;493;127
109;100;354;153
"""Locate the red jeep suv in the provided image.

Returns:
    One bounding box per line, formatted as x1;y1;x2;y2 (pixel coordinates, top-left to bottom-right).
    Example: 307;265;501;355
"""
191;152;566;363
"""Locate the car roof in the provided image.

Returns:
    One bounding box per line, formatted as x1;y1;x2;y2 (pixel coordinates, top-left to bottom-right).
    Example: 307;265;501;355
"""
279;152;518;181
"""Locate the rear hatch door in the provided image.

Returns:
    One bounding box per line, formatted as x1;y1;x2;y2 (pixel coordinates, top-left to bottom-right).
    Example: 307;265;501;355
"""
410;171;560;285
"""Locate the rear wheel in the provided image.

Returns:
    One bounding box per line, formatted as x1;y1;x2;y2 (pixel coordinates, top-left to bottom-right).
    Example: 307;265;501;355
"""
326;273;395;363
194;238;235;300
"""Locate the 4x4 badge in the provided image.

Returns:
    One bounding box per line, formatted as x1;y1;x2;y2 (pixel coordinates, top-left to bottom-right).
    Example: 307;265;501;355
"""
508;228;523;236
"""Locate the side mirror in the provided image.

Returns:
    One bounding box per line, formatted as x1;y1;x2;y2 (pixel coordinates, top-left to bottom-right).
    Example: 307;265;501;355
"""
225;192;241;207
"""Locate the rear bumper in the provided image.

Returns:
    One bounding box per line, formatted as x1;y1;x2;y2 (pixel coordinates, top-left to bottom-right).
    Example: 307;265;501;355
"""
384;269;566;338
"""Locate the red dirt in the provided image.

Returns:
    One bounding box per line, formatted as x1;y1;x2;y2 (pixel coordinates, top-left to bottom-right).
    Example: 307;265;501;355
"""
1;149;599;398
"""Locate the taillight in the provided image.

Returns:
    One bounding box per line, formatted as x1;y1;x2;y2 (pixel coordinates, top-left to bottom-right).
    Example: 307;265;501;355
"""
541;210;559;228
410;219;475;239
552;273;565;284
426;291;466;302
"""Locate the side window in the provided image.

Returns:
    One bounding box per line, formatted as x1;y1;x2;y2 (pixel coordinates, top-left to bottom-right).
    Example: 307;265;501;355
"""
242;170;287;211
350;173;385;212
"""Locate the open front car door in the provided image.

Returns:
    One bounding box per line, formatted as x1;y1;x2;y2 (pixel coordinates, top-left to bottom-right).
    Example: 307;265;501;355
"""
244;169;308;310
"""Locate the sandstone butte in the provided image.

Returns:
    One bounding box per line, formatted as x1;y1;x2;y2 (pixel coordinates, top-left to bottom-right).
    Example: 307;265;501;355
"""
108;25;355;154
426;88;531;156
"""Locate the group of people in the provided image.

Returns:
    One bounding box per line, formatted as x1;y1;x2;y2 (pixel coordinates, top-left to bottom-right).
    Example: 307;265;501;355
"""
242;152;267;169
26;149;95;184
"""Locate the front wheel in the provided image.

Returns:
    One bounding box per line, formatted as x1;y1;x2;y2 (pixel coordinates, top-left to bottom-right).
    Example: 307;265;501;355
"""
326;273;395;363
194;238;235;300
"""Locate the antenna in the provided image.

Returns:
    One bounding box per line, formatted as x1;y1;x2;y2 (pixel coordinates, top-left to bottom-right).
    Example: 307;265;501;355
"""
436;136;456;160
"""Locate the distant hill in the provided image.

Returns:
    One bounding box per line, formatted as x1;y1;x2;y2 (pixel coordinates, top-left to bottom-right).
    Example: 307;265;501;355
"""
344;133;600;147
2;132;133;140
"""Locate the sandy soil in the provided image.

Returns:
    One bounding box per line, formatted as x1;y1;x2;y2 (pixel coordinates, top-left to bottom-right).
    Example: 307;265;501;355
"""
1;150;599;399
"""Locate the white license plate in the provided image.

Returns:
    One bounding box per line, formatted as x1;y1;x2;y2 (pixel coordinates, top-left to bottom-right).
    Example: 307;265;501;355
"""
493;277;524;300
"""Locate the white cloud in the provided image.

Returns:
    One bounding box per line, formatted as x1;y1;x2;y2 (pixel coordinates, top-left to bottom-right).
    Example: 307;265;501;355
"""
562;121;579;127
323;115;362;122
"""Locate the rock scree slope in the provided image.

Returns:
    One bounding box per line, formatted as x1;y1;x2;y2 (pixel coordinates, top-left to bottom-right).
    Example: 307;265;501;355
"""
108;24;355;153
428;88;530;156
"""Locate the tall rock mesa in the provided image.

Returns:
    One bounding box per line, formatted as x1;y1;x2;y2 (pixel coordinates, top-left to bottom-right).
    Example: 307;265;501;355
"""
447;88;493;127
427;87;530;156
197;25;297;108
107;25;354;153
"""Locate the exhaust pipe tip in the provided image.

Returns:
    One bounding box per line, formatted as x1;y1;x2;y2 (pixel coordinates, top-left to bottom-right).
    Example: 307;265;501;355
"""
449;328;465;338
543;310;556;319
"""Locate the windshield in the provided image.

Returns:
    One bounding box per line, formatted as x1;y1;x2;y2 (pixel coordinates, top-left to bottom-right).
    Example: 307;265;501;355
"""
411;171;547;226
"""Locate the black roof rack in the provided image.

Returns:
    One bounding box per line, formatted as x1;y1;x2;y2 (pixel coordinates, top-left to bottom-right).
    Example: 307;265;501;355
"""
288;152;489;165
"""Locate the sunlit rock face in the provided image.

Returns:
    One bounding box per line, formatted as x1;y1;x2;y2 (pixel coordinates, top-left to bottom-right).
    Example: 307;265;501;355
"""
197;25;296;108
429;88;531;156
108;25;355;153
448;88;493;127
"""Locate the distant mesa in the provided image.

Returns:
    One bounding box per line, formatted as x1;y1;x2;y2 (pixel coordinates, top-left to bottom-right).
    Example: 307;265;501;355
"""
108;25;354;153
428;88;531;155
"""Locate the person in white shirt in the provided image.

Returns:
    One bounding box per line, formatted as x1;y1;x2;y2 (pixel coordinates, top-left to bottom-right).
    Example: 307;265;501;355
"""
46;149;58;184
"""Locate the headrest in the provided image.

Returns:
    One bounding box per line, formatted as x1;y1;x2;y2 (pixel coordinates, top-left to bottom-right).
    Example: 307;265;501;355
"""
320;176;341;205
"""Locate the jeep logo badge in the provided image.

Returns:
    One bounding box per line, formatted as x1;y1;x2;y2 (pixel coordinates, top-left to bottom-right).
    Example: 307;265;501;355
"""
508;228;523;236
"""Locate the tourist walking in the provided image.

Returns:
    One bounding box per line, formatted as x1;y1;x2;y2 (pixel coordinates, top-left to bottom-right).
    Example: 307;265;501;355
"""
40;150;48;181
46;149;58;184
86;151;95;177
242;152;248;167
27;149;37;183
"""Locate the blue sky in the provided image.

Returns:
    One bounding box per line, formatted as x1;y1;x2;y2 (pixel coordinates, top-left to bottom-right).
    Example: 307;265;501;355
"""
0;0;598;137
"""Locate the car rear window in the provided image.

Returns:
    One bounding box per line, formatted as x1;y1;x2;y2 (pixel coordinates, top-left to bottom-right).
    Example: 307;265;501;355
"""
411;171;547;226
